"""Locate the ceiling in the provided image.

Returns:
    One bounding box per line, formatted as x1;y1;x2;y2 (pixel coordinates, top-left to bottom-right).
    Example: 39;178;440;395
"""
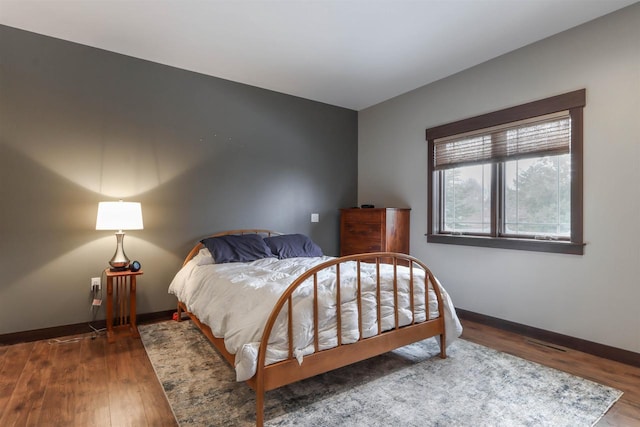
0;0;636;110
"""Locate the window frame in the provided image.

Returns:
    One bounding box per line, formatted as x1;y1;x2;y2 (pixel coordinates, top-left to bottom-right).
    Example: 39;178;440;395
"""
426;90;586;255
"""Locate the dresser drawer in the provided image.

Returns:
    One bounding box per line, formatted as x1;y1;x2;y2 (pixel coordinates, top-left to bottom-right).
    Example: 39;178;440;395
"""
341;222;383;254
341;209;384;224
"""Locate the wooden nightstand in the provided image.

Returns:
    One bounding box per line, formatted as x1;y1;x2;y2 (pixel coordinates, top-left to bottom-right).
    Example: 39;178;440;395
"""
105;269;143;343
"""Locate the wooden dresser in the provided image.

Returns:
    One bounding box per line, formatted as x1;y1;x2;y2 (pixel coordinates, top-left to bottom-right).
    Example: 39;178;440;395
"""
340;208;410;256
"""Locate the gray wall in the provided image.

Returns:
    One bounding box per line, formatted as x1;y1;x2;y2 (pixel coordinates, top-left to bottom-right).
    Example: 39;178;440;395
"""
358;4;640;353
0;25;357;335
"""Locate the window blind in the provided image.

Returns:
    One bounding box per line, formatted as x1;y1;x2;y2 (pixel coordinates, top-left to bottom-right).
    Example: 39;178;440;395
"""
433;111;571;170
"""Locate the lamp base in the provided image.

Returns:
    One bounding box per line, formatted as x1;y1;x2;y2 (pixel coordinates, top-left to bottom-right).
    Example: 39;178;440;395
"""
109;266;129;272
108;231;131;271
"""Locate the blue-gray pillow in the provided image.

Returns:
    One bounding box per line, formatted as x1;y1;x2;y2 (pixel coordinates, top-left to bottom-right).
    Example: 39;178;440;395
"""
263;234;323;259
200;234;273;264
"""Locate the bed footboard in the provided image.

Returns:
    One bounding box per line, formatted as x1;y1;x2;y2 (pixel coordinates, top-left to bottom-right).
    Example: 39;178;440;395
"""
251;252;446;426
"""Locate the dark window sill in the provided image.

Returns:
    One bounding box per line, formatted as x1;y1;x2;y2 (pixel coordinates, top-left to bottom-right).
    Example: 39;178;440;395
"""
426;234;585;255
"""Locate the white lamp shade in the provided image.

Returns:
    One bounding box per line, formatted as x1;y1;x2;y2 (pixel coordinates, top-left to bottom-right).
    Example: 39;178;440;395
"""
96;201;144;231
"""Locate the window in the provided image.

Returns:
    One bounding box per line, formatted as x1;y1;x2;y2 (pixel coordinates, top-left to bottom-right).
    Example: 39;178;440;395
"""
426;90;585;254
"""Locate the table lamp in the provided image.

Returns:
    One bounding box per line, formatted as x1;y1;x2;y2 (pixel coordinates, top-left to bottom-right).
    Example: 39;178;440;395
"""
96;200;143;271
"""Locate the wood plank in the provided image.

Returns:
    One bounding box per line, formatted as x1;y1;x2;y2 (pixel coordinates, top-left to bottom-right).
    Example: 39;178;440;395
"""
596;400;640;426
0;343;8;367
0;341;55;426
128;337;178;426
21;341;56;427
32;336;83;426
0;342;34;420
72;335;111;427
105;338;149;427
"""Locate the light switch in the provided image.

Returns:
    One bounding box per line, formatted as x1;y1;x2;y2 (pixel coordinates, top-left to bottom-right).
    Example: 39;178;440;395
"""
311;213;319;223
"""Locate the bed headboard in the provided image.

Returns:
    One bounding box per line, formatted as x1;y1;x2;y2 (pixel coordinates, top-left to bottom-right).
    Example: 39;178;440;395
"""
183;229;283;266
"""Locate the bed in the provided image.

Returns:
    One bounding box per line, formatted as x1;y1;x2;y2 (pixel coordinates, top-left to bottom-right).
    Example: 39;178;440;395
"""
169;229;462;426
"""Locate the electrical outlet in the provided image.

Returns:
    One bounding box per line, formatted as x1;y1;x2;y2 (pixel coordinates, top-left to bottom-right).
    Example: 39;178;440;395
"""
91;277;101;291
311;213;319;223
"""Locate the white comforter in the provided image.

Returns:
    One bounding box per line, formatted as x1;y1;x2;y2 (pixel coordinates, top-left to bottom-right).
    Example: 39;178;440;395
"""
169;252;462;381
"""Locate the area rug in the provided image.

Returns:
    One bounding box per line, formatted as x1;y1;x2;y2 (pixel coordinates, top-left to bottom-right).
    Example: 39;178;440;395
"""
139;320;622;427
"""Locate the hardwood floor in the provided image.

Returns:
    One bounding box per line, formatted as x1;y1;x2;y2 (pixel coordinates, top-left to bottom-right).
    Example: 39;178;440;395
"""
1;319;638;426
0;329;177;427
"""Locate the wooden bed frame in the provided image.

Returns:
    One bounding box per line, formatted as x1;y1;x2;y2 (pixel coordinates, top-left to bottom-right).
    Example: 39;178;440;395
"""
175;229;447;426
